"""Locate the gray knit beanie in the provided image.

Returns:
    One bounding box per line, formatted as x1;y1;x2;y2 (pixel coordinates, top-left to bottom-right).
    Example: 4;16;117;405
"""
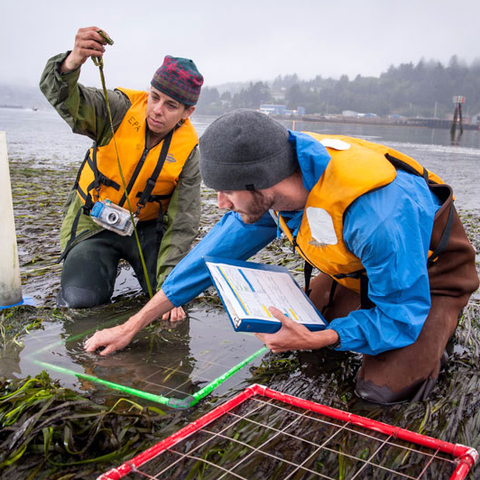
199;109;298;191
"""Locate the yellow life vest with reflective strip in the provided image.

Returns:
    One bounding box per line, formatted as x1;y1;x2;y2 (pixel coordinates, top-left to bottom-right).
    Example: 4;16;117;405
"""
75;87;198;222
278;133;445;293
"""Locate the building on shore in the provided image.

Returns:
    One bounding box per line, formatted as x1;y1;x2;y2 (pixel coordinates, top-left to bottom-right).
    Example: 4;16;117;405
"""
259;104;305;116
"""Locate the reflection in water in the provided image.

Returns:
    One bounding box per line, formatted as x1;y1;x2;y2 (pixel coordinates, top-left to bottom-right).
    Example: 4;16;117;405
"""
61;310;195;399
11;306;265;404
0;343;22;378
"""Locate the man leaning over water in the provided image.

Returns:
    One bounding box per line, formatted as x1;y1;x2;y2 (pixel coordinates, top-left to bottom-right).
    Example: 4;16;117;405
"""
40;26;203;313
85;110;478;405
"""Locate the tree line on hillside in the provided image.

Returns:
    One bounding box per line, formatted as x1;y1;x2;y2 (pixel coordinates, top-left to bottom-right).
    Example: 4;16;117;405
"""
195;56;480;119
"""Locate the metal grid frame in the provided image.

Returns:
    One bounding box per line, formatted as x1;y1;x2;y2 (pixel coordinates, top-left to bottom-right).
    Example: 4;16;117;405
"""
99;384;478;479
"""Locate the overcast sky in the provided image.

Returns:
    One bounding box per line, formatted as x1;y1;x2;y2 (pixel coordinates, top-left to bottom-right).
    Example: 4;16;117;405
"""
1;0;478;91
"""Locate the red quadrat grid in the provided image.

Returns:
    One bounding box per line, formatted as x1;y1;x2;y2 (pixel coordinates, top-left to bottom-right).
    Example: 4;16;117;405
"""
99;384;478;480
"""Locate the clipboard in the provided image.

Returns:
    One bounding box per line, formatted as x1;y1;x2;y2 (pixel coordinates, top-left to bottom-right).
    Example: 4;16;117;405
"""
204;256;327;334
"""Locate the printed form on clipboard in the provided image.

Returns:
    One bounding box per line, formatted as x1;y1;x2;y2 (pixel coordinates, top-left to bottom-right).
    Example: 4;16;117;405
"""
204;256;327;333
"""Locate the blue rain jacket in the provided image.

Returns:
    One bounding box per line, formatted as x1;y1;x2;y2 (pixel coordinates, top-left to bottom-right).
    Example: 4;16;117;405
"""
162;131;442;356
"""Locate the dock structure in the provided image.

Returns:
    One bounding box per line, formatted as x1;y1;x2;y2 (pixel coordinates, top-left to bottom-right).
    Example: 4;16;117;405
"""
451;95;465;144
278;114;480;130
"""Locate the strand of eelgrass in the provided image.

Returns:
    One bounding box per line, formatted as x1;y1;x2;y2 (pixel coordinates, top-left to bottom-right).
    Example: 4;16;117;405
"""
92;46;153;298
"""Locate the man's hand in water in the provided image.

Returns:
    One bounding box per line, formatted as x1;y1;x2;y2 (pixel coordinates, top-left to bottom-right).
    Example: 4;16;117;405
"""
84;323;136;356
84;289;184;355
162;306;186;321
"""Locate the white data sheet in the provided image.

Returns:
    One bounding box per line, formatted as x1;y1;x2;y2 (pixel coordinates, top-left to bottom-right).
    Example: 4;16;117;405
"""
205;259;326;332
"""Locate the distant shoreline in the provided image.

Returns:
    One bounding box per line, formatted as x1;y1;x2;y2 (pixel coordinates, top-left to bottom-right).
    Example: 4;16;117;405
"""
2;106;479;132
272;114;480;131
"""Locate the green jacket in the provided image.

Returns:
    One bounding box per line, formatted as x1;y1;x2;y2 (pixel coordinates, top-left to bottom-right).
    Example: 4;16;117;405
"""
39;52;201;288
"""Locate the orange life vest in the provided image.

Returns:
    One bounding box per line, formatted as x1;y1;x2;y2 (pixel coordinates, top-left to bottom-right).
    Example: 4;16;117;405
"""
277;133;445;292
75;88;198;221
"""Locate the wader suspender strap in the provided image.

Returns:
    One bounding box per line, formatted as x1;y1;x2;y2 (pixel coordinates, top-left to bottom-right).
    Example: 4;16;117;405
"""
360;274;375;309
75;143;121;212
84;144;121;210
321;280;338;316
333;269;374;310
428;202;454;267
57;206;86;263
136;129;174;210
384;153;424;178
301;242;372;309
85;142;101;212
136;129;174;249
73;149;91;193
58;148;98;263
304;261;313;297
73;149;96;209
385;153;455;266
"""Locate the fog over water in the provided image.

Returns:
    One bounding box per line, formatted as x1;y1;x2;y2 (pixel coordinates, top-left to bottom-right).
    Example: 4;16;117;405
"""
2;0;480;89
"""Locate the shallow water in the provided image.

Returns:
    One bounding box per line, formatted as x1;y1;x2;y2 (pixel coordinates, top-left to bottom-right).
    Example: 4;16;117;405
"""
2;306;266;405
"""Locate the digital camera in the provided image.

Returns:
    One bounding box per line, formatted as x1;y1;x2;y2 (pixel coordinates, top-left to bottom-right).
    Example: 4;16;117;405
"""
90;199;138;236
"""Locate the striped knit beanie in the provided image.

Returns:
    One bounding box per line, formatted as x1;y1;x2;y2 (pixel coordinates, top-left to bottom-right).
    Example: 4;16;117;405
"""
151;55;203;106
